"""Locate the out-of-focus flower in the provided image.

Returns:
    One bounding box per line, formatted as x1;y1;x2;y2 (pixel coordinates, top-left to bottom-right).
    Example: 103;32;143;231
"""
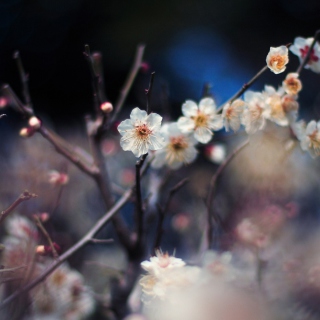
118;107;165;157
242;91;267;133
266;46;289;74
290;37;320;73
28;116;41;129
5;215;38;241
263;86;289;126
222;99;245;132
282;73;302;95
205;143;226;164
100;101;113;113
171;213;191;233
296;120;320;158
0;97;8;108
281;94;299;113
177;98;223;144
202;251;234;280
151;123;197;170
48;170;69;185
141;250;186;277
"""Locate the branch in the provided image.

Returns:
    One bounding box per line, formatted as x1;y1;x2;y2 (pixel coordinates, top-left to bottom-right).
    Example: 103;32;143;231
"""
296;29;320;74
110;44;145;124
0;191;37;225
154;178;189;250
145;72;155;114
206;140;249;248
33;215;59;260
89;238;114;244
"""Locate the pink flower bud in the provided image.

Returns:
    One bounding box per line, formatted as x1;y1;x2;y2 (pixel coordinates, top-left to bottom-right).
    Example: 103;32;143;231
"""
140;62;150;73
0;97;8;108
48;170;69;185
100;101;113;113
19;127;35;138
28;116;41;129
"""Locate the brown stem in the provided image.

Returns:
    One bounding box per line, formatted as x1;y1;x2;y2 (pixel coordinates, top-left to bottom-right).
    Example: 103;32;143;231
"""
206;140;249;248
33;215;59;260
145;72;155;114
89;238;114;244
110;44;145;124
0;191;37;226
154;178;189;250
296;29;320;74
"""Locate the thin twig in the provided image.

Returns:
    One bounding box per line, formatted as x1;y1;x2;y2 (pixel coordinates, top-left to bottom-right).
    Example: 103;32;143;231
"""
154;178;189;250
1;85;31;116
145;72;155;114
297;29;320;74
13;51;33;110
206;140;249;248
202;82;212;98
89;238;114;244
0;191;37;226
110;44;145;124
0;265;27;274
135;153;148;249
33;215;59;260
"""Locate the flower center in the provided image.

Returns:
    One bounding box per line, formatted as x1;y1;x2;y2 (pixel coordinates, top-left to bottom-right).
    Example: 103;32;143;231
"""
269;96;285;119
192;112;208;128
169;136;188;151
250;104;263;121
135;123;152;140
300;46;319;63
269;55;286;69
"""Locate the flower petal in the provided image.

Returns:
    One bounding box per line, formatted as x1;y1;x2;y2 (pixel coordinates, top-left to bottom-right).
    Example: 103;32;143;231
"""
117;119;133;135
177;117;195;133
130;107;148;121
146;113;162;130
199;98;216;114
148;133;165;151
194;127;213;143
182;100;198;117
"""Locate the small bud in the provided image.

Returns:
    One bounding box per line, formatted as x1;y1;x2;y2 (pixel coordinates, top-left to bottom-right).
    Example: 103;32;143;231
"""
39;212;50;223
0;97;8;108
35;245;46;255
48;170;69;185
19;127;35;138
140;62;150;73
35;243;61;256
28;116;41;129
100;101;113;113
205;144;226;164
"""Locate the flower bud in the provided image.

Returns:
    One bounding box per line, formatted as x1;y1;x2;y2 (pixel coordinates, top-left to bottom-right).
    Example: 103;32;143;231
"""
19;127;35;138
100;102;113;113
28;116;41;129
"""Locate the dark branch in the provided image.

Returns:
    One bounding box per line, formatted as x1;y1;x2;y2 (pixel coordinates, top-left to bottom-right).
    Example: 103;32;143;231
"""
145;72;155;114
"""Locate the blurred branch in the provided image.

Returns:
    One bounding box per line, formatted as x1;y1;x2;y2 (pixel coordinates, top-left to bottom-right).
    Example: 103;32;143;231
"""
296;29;320;74
0;265;27;274
154;178;189;250
33;215;59;260
110;44;145;124
89;238;114;244
206;140;249;248
0;191;37;226
145;72;155;114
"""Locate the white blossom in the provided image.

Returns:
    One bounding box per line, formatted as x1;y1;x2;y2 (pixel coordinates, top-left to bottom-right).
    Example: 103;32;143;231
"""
282;73;302;95
222;99;245;132
151;123;197;170
290;37;320;73
296;120;320;158
266;46;289;74
118;107;165;157
177;98;223;144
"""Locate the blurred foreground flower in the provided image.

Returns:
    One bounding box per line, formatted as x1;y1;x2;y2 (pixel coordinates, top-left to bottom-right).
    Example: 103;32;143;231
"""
205;143;226;164
222;99;245;132
282;73;302;95
118;107;165;157
48;170;69;185
266;46;289;74
152;123;197;170
177;98;223;143
296;120;320;158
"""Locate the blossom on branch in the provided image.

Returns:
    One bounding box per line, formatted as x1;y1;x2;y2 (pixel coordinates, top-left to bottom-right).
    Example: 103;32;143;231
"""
266;46;289;74
222;99;245;132
296;120;320;158
282;73;302;95
290;37;320;73
118;107;165;157
177;98;223;144
151;123;197;170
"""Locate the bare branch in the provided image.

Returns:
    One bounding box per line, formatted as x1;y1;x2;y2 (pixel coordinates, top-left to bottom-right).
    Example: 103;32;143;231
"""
0;191;37;226
110;44;145;124
89;238;114;244
145;72;155;114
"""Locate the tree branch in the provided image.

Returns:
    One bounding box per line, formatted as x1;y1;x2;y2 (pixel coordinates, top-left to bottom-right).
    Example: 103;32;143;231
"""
145;72;155;114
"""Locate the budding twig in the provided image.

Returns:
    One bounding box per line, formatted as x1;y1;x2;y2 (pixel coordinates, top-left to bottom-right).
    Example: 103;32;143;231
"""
0;191;37;226
33;215;59;260
154;178;189;250
110;44;145;124
296;29;320;74
145;72;155;114
206;140;249;248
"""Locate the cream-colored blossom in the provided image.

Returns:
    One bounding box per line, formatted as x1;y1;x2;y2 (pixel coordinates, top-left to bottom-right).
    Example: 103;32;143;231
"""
266;46;289;74
222;99;245;132
152;123;197;170
177;98;223;144
282;73;302;95
118;107;165;157
296;120;320;158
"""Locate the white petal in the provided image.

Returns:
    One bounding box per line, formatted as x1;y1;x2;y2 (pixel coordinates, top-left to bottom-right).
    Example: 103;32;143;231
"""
146;113;163;130
177;116;195;133
149;133;165;150
151;149;167;169
184;146;198;163
117;119;133;135
208;116;223;131
182;100;198;117
120;132;137;151
194;127;213;143
199;98;216;114
130;107;148;121
168;160;183;170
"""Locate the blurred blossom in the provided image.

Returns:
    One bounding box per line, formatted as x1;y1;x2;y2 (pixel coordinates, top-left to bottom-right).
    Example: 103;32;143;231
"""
177;98;223;143
282;73;302;95
171;213;191;233
296;120;320;158
205;143;226;164
266;46;289;74
101;138;118;156
152;122;197;170
118;107;165;157
48;170;69;185
222;99;245;132
290;37;320;73
140;62;150;73
28;116;41;129
0;97;8;108
120;168;135;186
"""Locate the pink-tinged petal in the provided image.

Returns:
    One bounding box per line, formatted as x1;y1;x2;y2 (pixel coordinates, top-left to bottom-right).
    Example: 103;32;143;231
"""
117;119;133;135
306;120;317;135
194;127;213;143
130;107;148;121
146;113;162;130
199;98;216;114
177;117;195;133
148;133;165;150
182;100;198;117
